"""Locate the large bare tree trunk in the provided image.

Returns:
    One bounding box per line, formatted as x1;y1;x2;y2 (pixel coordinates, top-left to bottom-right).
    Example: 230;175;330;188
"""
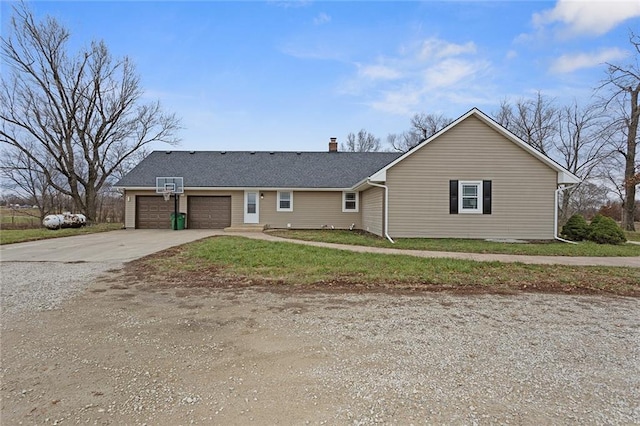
622;88;638;230
601;33;639;231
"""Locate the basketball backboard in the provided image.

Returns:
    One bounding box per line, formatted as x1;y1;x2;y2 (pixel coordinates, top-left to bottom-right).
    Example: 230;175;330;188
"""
156;177;184;194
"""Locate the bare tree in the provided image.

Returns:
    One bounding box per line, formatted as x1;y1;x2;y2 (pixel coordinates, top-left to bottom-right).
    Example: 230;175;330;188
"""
494;92;558;155
389;113;452;152
341;129;381;152
410;113;453;142
598;32;640;231
493;99;514;130
0;144;57;222
0;4;180;222
387;131;422;153
556;101;610;222
566;181;609;219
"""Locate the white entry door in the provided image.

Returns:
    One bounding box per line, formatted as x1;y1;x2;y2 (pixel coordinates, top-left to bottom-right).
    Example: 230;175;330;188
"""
244;191;259;224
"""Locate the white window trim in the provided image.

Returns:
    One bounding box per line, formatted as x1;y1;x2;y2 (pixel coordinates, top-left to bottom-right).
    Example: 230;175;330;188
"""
277;191;293;212
342;191;359;213
459;181;482;214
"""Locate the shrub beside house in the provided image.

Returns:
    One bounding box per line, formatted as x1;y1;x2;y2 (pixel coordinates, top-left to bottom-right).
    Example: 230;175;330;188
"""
562;213;627;244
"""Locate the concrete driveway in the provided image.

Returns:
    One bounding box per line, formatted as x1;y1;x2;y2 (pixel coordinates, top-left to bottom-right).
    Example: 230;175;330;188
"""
0;229;223;263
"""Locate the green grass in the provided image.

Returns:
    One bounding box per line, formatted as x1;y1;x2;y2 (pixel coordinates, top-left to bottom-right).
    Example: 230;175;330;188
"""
143;236;640;296
0;207;41;227
268;230;640;257
0;223;123;245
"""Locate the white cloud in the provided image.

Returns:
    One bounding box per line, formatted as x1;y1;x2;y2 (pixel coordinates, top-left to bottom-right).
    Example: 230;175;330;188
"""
419;38;477;60
550;47;628;73
340;37;491;115
423;59;480;88
533;0;640;36
358;64;402;80
370;88;423;115
313;12;331;25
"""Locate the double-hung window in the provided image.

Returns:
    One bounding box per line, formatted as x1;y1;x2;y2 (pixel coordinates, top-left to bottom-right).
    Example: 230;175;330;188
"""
450;180;492;215
459;181;482;214
277;191;293;212
342;192;359;212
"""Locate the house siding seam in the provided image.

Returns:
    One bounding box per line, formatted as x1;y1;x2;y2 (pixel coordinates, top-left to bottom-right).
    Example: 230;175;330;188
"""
361;187;384;236
386;115;557;239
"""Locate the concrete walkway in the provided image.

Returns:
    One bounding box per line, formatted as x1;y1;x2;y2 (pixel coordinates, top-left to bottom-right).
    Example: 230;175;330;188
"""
234;232;640;268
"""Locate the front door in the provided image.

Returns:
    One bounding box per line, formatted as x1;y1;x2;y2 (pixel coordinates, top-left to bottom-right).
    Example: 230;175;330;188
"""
244;191;259;224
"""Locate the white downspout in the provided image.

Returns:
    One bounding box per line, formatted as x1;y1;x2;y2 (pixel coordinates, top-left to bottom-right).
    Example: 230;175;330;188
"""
367;180;395;244
554;185;578;244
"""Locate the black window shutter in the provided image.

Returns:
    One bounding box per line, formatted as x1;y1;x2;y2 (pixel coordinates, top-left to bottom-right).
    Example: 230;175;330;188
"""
483;180;492;215
449;180;458;214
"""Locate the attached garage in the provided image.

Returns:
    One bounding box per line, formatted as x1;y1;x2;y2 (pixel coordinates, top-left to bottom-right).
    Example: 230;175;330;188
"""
136;196;171;229
188;196;231;229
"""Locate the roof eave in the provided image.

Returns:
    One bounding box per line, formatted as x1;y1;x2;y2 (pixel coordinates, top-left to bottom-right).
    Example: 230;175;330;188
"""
558;172;581;185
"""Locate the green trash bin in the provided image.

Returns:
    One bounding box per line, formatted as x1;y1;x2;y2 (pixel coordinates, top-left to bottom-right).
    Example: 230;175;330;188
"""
171;212;186;230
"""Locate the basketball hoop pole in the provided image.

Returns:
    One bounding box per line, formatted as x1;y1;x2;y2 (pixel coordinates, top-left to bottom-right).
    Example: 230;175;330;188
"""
173;192;178;230
156;177;184;230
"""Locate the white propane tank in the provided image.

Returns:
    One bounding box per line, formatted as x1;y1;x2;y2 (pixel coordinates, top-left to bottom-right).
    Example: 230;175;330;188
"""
43;213;88;229
43;214;65;229
66;213;87;227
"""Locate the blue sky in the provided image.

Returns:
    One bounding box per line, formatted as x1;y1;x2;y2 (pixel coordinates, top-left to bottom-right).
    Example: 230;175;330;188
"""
2;1;639;152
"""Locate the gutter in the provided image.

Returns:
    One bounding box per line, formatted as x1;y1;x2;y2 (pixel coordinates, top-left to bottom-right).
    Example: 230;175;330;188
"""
367;180;395;244
554;185;578;244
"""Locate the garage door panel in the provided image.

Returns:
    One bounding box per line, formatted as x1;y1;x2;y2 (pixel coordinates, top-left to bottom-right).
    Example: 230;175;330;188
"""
188;196;231;229
136;196;171;229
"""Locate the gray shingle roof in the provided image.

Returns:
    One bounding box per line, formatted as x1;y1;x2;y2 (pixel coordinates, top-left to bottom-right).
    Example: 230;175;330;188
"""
115;151;402;189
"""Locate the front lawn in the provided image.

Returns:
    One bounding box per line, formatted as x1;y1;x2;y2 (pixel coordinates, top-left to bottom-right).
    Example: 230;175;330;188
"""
137;236;640;296
268;230;640;257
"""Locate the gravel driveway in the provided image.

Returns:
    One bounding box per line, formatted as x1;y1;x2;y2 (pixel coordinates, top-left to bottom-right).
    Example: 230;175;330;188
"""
1;258;639;425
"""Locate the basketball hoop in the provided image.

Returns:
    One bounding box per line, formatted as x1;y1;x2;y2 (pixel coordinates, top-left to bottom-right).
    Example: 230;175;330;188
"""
156;177;183;230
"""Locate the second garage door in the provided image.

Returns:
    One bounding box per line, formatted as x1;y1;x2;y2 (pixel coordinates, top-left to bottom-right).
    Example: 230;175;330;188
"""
188;196;231;229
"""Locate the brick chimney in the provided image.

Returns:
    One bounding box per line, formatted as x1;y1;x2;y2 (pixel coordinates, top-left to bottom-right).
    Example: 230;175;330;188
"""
329;137;338;152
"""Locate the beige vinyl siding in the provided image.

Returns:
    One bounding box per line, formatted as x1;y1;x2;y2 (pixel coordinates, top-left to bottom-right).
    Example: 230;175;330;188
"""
361;187;384;236
387;115;557;239
260;191;361;229
124;190;136;228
